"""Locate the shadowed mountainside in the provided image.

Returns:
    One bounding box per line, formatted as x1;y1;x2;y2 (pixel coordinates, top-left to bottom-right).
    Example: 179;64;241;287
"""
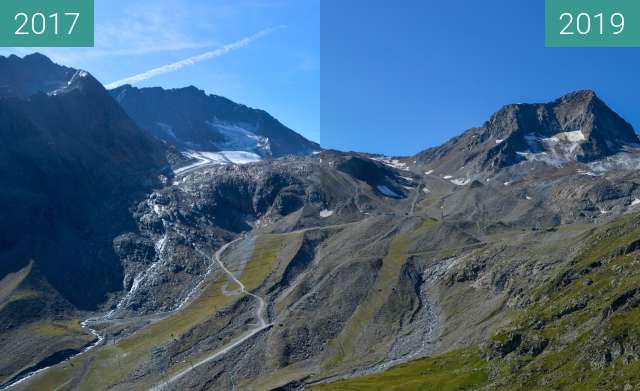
0;53;168;309
110;84;320;157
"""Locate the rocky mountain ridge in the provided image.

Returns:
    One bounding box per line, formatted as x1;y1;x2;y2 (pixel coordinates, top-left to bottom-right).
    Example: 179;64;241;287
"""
110;84;320;159
0;53;75;99
416;90;639;181
2;55;640;390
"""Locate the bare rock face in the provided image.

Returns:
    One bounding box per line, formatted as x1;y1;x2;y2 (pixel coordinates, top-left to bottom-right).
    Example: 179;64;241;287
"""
416;90;639;178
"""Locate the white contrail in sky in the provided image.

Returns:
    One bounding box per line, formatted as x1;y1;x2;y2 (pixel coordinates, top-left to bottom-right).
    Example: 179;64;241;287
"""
105;26;283;89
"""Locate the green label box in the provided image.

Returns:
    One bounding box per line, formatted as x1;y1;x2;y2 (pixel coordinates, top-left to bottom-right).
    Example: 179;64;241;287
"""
0;0;93;47
546;0;640;47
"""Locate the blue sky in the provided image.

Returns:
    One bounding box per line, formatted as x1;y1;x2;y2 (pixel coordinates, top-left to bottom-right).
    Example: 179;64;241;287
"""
3;1;639;156
322;0;640;156
1;0;320;142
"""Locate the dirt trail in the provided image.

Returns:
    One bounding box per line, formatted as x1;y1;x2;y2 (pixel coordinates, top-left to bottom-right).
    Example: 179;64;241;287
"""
151;238;270;390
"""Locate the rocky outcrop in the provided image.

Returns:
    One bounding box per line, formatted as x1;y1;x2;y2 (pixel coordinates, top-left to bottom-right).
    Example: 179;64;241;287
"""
416;90;639;178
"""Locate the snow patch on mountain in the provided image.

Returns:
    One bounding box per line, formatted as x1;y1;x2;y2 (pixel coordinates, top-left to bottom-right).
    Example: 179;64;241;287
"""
577;169;600;177
517;131;590;167
451;178;470;186
107;218;169;319
174;150;261;175
552;130;586;143
319;209;334;218
189;150;260;165
371;156;410;171
207;119;271;155
47;69;91;96
221;151;262;164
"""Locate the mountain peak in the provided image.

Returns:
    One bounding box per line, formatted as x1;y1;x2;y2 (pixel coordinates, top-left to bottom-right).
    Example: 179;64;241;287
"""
559;88;597;101
22;52;55;65
490;89;637;152
0;52;75;98
0;53;106;99
46;69;106;97
553;89;601;117
417;90;639;177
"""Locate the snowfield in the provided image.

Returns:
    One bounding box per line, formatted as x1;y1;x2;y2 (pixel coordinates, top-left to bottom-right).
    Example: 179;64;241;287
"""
220;151;262;164
451;178;470;186
371;156;410;171
319;209;335;218
175;150;261;175
555;130;586;143
207;119;271;155
516;130;590;168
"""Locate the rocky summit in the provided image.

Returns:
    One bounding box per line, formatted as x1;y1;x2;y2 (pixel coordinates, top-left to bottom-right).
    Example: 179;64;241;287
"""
416;90;639;178
2;54;640;391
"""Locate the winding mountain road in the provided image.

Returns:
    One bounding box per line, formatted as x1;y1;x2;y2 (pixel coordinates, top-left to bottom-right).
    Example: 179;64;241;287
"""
152;238;271;390
1;151;375;391
151;222;362;390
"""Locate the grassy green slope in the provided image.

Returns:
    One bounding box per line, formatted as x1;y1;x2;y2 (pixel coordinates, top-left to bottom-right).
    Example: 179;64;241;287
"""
486;213;640;390
0;262;93;385
317;213;640;390
323;218;438;373
311;347;488;391
17;232;302;391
